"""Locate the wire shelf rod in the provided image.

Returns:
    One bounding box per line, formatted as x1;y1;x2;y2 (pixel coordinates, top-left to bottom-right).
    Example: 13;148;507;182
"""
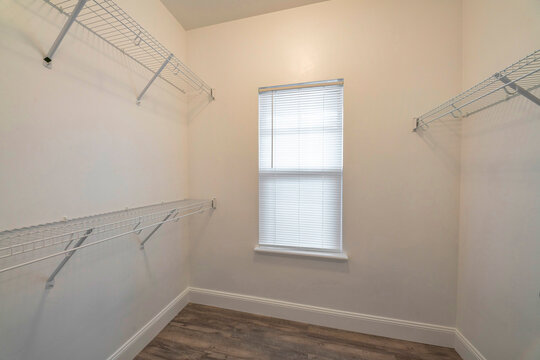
42;0;213;101
414;49;540;130
45;1;190;95
496;73;540;105
0;200;209;243
464;83;540;118
0;199;209;238
0;199;184;236
0;201;210;258
419;66;540;128
81;2;168;70
0;205;212;275
418;51;539;120
86;0;207;91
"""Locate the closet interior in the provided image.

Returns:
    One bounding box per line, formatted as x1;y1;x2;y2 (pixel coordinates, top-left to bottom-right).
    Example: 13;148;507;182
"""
0;1;538;360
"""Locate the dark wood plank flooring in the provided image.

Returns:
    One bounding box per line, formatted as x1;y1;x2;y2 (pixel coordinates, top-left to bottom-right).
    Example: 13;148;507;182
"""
136;303;462;360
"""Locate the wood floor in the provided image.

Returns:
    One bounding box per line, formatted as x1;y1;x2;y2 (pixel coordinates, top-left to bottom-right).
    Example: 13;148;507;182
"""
136;303;462;360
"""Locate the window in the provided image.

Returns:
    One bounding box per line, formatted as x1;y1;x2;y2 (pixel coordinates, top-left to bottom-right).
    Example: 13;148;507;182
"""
257;79;345;258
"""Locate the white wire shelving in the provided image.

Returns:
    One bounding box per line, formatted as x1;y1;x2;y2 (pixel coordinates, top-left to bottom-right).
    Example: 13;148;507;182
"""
413;49;540;131
42;0;214;104
0;198;215;288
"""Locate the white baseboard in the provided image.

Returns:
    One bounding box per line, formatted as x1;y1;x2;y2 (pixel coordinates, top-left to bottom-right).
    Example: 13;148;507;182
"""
107;287;191;360
105;286;488;360
455;329;487;360
189;287;456;348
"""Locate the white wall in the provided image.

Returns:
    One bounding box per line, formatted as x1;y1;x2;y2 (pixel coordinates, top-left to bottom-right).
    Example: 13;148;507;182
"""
0;0;194;359
0;0;189;229
457;0;540;359
187;0;462;328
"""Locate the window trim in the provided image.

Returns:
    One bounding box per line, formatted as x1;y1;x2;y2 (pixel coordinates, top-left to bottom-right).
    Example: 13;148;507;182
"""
258;79;345;259
258;79;344;93
254;245;348;261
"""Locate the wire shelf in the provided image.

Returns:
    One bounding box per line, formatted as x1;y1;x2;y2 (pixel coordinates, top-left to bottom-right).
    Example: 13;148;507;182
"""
414;49;540;131
0;199;214;280
43;0;213;101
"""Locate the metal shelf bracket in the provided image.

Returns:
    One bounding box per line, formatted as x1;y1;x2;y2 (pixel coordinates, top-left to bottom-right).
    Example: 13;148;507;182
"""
45;228;93;289
43;0;88;69
139;209;176;249
136;53;173;105
413;118;427;132
495;73;540;106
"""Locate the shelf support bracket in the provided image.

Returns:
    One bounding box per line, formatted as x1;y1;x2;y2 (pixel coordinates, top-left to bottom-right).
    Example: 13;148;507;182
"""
133;220;143;235
136;53;173;105
413;118;427;132
43;0;88;69
45;228;93;289
139;209;176;249
495;73;540;106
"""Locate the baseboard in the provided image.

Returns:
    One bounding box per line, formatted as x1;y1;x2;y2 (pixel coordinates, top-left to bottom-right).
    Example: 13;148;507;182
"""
189;287;456;348
105;286;488;359
455;329;487;360
107;287;191;360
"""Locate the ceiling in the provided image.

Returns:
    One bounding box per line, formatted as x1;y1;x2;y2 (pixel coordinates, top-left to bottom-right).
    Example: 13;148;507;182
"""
160;0;329;30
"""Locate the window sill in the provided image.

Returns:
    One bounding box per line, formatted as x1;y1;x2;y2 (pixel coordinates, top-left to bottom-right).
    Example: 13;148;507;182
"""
254;246;348;261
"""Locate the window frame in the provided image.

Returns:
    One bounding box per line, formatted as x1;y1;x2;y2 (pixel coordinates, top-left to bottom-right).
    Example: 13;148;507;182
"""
256;79;347;260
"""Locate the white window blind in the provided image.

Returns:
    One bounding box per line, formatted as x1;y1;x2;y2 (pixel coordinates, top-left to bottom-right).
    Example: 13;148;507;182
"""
258;79;343;253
